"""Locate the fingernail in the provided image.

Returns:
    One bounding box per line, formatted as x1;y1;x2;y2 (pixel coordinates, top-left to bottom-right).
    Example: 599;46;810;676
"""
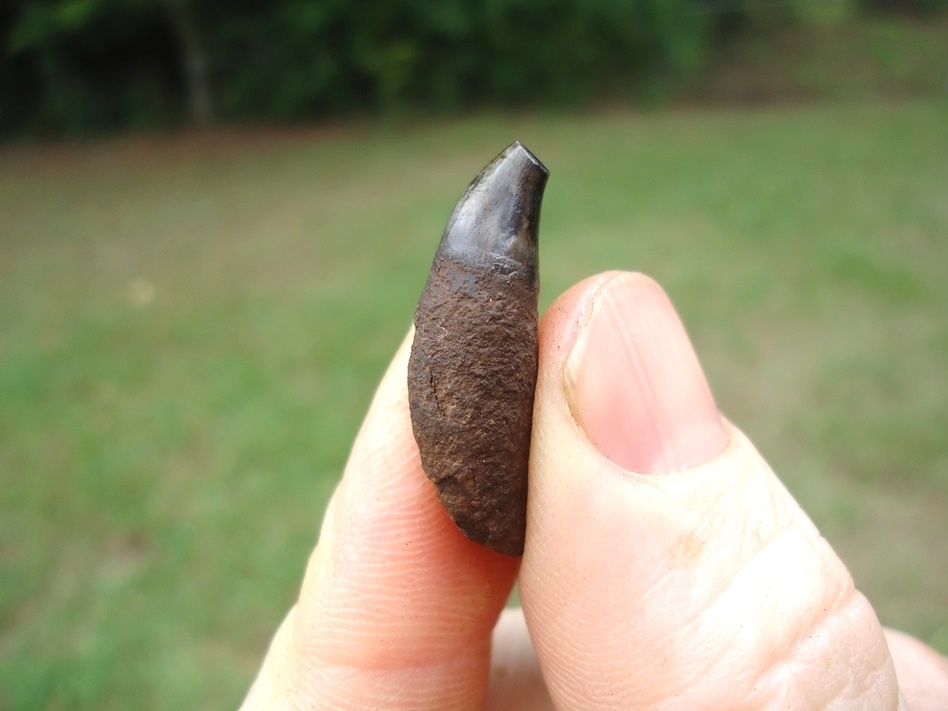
564;274;728;474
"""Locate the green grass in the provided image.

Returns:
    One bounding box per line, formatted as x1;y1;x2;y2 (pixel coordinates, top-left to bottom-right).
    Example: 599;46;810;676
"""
2;100;947;708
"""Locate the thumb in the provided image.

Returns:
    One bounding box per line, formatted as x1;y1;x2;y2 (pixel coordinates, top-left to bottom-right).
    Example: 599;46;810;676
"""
520;272;902;710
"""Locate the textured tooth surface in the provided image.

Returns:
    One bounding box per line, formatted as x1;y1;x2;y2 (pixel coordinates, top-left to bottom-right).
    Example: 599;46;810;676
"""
407;142;549;557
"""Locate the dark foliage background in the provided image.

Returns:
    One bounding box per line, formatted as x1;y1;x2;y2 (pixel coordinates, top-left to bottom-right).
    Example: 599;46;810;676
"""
3;0;945;136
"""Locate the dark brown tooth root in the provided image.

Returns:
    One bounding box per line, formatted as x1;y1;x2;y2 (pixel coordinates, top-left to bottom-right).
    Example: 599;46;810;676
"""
407;141;549;557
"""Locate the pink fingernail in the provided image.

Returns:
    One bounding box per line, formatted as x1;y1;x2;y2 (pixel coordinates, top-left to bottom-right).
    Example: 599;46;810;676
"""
564;274;728;474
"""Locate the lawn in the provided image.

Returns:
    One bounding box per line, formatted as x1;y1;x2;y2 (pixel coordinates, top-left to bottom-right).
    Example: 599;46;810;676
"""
1;100;946;708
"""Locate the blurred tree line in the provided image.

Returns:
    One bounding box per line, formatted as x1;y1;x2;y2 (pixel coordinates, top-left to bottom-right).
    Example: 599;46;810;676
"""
1;0;944;136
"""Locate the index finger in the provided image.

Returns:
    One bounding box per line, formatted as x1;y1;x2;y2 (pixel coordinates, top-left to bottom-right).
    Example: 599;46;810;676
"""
242;332;519;710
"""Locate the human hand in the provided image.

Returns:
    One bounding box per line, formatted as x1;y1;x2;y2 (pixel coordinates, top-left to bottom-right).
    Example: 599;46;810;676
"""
241;272;948;710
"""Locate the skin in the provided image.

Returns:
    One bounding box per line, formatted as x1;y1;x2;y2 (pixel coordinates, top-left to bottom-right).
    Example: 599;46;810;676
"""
242;271;948;710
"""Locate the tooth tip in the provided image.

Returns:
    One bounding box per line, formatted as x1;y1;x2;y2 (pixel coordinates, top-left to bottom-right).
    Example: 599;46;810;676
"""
506;140;549;177
437;142;548;283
